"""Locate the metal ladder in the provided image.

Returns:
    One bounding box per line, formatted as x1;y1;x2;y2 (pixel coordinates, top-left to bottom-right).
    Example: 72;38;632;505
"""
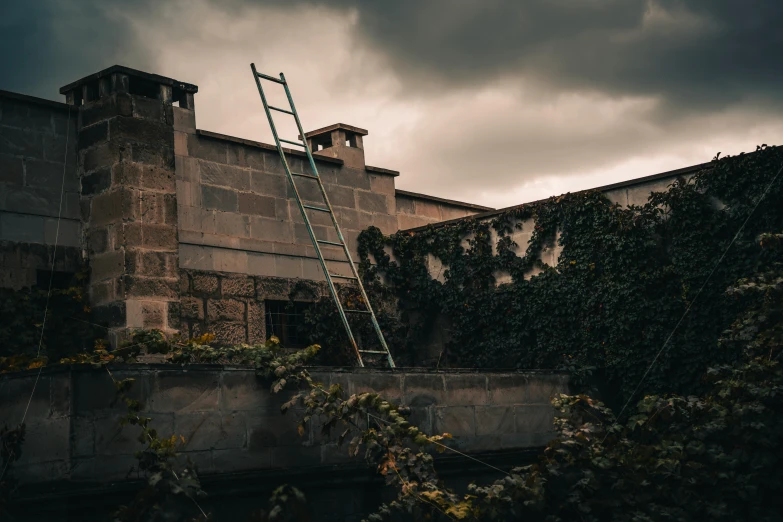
250;64;395;368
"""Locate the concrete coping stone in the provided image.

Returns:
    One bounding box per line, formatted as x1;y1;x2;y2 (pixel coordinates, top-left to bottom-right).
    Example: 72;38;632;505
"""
0;364;569;380
195;129;344;165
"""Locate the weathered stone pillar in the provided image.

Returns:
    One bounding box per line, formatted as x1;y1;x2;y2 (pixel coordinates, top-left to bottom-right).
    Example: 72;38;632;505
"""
60;66;198;345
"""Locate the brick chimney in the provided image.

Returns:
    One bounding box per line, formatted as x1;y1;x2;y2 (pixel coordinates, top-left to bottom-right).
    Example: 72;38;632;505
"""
303;123;368;169
59;65;197;345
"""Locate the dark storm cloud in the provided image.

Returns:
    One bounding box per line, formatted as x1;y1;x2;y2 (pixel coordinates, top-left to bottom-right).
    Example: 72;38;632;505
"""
0;0;155;99
245;0;783;112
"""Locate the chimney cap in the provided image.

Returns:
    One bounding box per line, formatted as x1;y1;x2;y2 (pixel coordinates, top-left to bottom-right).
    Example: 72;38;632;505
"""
59;65;198;95
304;123;368;139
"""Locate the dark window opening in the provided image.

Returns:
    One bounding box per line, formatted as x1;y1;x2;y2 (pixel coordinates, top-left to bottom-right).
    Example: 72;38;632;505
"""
311;135;331;151
265;300;312;348
36;270;75;289
128;76;160;100
345;134;358;148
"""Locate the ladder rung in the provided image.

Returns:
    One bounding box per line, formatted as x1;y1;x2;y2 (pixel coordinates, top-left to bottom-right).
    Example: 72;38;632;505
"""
329;274;357;280
317;239;344;247
269;105;294;115
292;172;319;180
359;350;388;354
344;309;371;314
257;72;285;84
303;205;330;212
280;138;306;147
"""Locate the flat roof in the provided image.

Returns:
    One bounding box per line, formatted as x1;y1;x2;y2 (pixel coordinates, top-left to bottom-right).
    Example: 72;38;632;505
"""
59;65;198;95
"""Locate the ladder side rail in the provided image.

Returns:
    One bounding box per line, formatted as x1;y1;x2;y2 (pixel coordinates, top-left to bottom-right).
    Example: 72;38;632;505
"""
250;64;365;367
280;72;396;368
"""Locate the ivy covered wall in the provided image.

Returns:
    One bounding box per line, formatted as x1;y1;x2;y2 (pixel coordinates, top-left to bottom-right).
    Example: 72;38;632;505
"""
352;146;783;405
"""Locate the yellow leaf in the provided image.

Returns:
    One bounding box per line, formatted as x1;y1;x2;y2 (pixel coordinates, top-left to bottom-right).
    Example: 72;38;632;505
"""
297;424;305;437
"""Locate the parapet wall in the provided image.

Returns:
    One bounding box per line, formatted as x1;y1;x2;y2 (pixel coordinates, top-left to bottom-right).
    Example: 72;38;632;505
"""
0;365;568;486
0;91;81;289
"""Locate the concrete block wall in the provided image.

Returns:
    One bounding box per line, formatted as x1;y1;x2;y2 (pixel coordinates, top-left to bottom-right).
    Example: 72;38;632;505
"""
0;366;568;486
396;190;493;230
0;91;82;287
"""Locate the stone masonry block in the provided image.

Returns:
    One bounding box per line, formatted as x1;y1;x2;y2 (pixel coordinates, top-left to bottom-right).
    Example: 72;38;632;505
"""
403;374;446;407
140;223;178;250
25;158;78;191
255;276;290;300
109;117;171;146
247;301;265;343
207;298;246;322
270;445;322;469
213;447;270;473
175;412;246;451
475;406;515;436
274;255;302;278
214;211;249;237
395;196;415;215
126;299;166;329
220;371;282;413
125;250;178;278
0;154;24;184
15;418;70;465
357;190;389;214
433;406;475;438
149;372;220;413
372;213;399;235
238;192;276;217
173;107;196;133
334;167;371;190
249;217;293;243
90;250;125;282
247;415;305;449
188;134;227;164
250;171;287;198
211;321;247;345
176;155;199;183
200;161;249;191
349;373;403;402
93;412;174;456
192;273;219;295
514;405;555;434
0;126;43;158
131;142;174;169
324;183;356;209
82;141;124;173
181;297;204;320
525;375;569;404
221;275;254;297
73;370;150;413
123;275;178;299
81;167;112;195
414;200;442;220
443;375;489;406
487;375;529;405
202;184;238;212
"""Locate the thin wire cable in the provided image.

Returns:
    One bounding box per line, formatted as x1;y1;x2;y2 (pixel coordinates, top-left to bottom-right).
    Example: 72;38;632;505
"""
607;162;783;434
367;413;510;476
1;107;71;483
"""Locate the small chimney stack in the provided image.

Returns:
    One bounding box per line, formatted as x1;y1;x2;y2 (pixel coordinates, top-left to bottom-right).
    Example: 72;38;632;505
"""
303;123;368;169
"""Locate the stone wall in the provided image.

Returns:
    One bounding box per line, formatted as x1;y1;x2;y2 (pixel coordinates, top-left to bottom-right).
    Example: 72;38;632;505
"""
0;91;81;287
175;128;399;282
0;365;567;488
178;269;335;345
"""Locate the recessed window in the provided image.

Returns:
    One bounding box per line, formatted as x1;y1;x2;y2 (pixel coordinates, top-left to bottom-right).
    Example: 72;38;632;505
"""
265;300;312;348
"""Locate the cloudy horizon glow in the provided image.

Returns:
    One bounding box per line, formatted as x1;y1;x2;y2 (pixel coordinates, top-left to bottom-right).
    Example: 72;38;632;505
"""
3;0;781;208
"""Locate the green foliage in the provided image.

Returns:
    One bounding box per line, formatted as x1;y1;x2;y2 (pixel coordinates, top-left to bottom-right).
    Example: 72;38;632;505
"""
0;271;105;362
356;146;783;403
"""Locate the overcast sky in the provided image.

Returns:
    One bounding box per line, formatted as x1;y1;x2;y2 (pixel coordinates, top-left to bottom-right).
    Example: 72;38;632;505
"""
2;0;782;208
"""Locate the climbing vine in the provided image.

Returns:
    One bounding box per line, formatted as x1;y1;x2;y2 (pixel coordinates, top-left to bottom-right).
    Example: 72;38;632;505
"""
356;146;783;404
